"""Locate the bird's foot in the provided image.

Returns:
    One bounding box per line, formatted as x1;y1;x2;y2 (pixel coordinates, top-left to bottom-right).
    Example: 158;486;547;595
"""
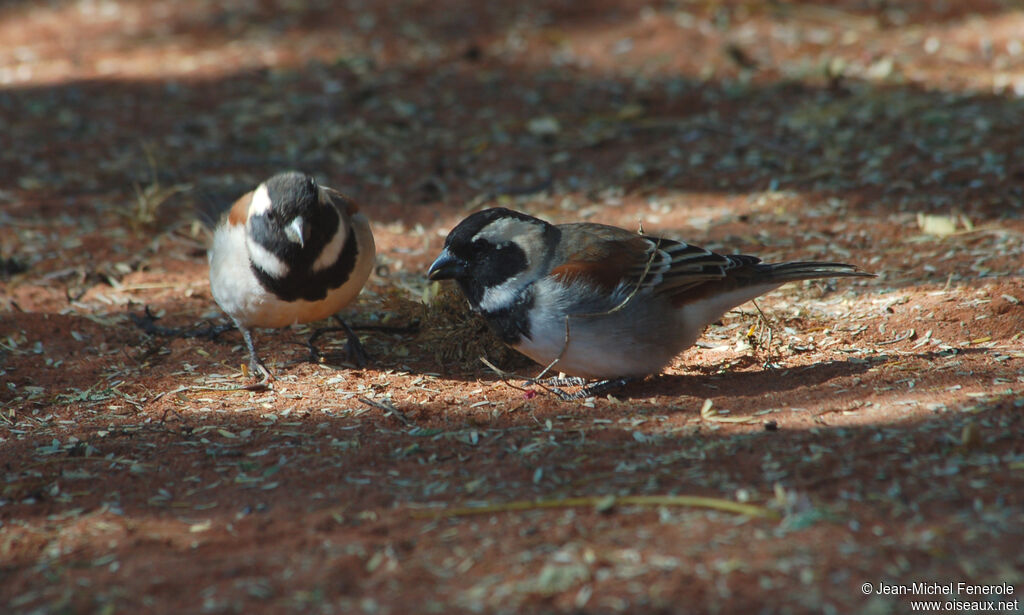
246;356;274;383
524;376;633;401
307;318;371;368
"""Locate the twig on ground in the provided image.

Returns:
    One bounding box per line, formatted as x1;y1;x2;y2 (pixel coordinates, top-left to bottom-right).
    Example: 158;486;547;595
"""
129;305;233;339
749;299;780;368
876;328;916;345
412;495;779;520
479;357;539;395
358;397;412;426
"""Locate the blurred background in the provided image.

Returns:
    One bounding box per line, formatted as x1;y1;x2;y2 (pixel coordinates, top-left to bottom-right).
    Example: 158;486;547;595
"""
2;2;1023;614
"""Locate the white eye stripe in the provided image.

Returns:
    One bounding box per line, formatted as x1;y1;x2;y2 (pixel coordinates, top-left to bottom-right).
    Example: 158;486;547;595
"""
471;217;533;243
312;222;347;271
472;217;547;264
247;236;289;278
247;184;273;219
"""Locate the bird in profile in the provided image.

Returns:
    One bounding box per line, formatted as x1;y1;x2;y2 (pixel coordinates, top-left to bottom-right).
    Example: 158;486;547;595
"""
208;171;375;379
428;207;874;397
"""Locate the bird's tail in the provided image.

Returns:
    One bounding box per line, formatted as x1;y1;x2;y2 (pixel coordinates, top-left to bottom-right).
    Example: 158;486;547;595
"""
755;261;876;284
667;258;874;325
193;185;243;231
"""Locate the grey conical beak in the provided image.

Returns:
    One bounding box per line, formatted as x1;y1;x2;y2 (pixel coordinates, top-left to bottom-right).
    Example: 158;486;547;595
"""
284;216;306;247
428;249;465;280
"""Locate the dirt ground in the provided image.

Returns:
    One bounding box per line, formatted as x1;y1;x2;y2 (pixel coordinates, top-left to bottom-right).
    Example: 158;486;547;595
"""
2;1;1024;613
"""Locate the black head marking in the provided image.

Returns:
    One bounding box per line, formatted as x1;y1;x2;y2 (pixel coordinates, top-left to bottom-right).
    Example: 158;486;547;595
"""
433;209;559;348
442;208;540;252
252;223;359;302
265;171;319;218
431;208;564;344
439;208;551;307
247;172;322;253
247;172;359;302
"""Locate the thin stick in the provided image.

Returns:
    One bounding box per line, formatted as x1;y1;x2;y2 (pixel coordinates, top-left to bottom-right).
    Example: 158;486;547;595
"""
479;317;574;400
750;298;778;368
358;397;412;426
20;456;152;471
523;239;663;395
531;238;663;382
533;315;572;381
130;306;234;339
479;357;534;395
597;236;662;316
412;494;779;520
876;328;915;345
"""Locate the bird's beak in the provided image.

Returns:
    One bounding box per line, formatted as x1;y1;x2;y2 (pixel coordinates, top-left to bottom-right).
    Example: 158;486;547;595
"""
284;216;306;247
428;249;465;280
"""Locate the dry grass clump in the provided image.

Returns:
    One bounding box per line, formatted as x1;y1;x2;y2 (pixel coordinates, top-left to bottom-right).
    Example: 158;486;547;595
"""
401;285;534;373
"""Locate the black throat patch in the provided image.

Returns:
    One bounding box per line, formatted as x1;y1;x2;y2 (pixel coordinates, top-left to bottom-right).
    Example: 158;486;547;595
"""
250;214;359;302
474;286;535;344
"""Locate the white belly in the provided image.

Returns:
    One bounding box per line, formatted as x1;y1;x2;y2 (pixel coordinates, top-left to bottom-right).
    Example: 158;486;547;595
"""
511;279;688;379
509;277;780;379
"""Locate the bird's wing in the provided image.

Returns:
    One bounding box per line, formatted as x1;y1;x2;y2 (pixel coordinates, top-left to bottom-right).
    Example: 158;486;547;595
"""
322;187;359;216
224;190;253;227
549;223;743;300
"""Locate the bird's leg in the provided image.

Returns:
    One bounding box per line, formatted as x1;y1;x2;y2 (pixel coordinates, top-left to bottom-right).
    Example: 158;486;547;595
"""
535;376;589;387
520;315;630;400
544;377;633;401
334;316;370;367
306;317;370;367
583;377;633;398
522;373;633;401
305;327;332;363
240;326;273;382
480;315;630;401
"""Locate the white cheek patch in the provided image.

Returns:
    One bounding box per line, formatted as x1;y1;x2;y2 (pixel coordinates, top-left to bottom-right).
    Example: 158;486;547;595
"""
478;279;521;313
247;184;273;219
246;236;290;278
312;220;346;271
468;218;553;313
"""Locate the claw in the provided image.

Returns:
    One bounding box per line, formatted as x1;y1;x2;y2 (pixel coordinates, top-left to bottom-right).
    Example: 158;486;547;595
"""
241;326;274;381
